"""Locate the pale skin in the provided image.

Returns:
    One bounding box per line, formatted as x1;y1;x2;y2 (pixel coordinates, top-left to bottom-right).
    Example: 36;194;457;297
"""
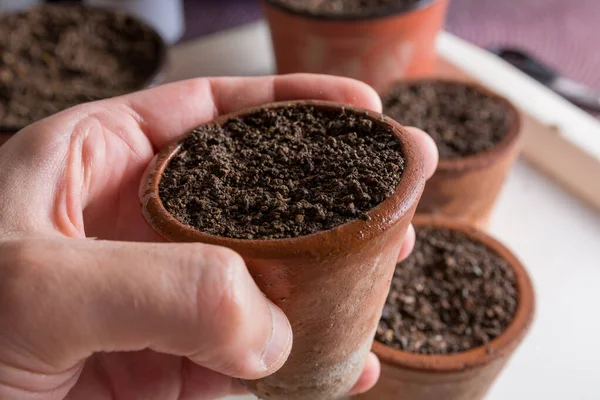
0;74;438;400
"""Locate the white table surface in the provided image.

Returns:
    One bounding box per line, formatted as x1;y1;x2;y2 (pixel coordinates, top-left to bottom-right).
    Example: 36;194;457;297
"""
170;23;600;400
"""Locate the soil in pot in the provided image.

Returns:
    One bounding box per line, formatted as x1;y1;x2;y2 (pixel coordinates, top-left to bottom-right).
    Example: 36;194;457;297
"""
382;81;512;160
159;104;406;240
270;0;421;17
376;225;518;355
0;4;163;128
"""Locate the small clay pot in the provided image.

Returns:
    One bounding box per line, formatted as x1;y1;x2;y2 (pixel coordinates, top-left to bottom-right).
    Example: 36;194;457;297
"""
0;4;168;146
262;0;449;92
139;100;426;400
385;79;522;229
353;215;535;400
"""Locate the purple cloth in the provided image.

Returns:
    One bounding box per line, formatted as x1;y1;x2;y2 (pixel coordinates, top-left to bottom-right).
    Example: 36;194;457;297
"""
181;0;262;41
446;0;600;93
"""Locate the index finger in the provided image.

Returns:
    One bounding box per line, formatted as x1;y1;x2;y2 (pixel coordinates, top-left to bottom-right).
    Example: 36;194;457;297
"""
110;73;382;150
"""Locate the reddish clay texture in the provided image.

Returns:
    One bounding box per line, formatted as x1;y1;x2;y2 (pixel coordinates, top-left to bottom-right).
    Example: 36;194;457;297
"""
405;80;523;229
139;101;425;400
263;0;449;92
354;215;535;400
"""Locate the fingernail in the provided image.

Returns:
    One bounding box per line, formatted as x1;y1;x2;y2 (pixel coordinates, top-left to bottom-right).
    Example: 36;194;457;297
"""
261;301;292;371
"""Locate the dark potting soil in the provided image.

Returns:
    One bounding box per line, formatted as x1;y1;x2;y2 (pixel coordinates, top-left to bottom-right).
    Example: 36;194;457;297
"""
376;226;518;355
0;5;162;128
159;105;405;240
382;81;512;159
271;0;421;17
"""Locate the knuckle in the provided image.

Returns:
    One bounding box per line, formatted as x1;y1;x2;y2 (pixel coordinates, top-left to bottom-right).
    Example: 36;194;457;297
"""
206;247;248;323
170;244;249;327
211;251;265;377
197;246;252;341
186;246;261;375
212;246;246;271
176;245;264;376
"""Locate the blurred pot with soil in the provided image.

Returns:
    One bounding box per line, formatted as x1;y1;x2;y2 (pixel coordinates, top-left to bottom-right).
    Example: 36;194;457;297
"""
0;4;166;144
263;0;449;92
354;215;535;400
382;79;522;229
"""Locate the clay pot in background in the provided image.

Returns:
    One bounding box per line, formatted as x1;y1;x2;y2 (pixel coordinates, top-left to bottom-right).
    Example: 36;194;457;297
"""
354;215;535;400
262;0;449;92
140;100;426;400
87;0;185;44
0;4;168;147
384;79;522;229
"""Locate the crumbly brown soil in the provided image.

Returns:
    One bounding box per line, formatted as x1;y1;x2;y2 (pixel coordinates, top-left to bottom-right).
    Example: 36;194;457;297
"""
271;0;421;16
382;81;512;159
0;5;162;127
376;226;518;355
159;105;405;240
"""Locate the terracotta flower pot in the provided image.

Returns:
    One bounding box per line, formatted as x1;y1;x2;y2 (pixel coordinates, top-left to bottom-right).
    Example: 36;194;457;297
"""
353;215;535;400
0;4;168;147
139;100;426;400
384;79;523;229
263;0;450;92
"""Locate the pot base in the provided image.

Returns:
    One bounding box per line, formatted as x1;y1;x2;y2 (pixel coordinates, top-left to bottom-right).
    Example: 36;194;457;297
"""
245;339;370;400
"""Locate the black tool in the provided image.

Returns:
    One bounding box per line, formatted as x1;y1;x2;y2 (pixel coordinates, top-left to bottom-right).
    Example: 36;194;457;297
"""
489;47;600;113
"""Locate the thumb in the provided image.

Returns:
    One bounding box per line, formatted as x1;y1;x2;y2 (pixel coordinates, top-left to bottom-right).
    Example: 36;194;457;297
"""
0;236;292;380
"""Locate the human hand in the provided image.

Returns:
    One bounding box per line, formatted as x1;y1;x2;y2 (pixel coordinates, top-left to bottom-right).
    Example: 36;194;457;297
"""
0;74;438;400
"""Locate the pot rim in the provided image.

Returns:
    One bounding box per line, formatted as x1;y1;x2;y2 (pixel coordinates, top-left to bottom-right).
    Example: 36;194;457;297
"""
139;99;425;259
0;3;168;135
382;78;523;172
372;215;536;373
263;0;441;22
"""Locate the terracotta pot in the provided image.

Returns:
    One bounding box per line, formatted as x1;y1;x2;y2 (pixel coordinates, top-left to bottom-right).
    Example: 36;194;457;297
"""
0;4;168;146
263;0;450;92
353;215;535;400
383;79;523;229
139;100;426;400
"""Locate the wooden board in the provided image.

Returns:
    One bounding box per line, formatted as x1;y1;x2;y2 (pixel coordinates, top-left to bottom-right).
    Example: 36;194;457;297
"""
437;58;600;212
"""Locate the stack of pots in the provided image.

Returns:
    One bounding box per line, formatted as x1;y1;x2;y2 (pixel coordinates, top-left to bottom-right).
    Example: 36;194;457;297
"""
263;0;524;228
260;3;535;400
